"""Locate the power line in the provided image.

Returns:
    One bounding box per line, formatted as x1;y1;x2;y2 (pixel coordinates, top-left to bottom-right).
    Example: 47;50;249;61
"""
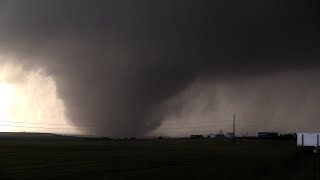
0;119;258;127
0;119;269;136
0;124;81;130
156;124;232;130
0;121;95;127
160;120;234;126
152;129;234;135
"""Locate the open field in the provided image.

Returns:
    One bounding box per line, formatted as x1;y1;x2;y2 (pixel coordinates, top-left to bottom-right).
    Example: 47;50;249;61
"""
0;137;316;180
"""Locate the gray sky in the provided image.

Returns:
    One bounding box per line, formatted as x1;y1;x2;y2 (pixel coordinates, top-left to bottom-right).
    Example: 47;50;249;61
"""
0;0;319;136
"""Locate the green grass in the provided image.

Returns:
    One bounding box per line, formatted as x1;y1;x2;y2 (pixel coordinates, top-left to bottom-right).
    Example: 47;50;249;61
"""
0;138;314;179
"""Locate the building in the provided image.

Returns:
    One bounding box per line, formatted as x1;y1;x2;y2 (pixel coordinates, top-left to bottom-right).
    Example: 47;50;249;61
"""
297;133;320;147
190;135;205;139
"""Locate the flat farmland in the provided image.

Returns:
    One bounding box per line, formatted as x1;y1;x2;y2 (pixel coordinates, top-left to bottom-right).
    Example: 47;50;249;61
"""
0;138;314;180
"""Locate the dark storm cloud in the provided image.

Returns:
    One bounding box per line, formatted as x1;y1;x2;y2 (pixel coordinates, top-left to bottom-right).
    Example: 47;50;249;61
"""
0;0;319;136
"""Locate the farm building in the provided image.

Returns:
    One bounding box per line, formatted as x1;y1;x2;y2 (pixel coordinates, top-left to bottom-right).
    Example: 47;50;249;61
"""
190;135;205;139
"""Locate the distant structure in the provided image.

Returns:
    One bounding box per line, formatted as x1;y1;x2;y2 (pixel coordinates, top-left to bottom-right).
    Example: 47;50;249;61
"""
190;135;205;139
297;133;320;147
258;132;278;139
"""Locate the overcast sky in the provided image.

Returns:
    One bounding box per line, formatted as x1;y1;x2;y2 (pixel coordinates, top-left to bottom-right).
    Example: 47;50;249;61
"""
0;0;319;136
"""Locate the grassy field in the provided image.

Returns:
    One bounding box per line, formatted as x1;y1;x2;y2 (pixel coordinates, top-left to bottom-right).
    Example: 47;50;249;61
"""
0;138;316;180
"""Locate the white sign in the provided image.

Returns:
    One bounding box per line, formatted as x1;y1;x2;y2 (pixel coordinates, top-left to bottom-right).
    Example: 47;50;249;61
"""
297;133;320;147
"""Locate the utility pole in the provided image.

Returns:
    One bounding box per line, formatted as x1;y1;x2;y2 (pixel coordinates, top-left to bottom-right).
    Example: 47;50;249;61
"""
302;134;304;179
317;134;319;180
233;114;235;144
